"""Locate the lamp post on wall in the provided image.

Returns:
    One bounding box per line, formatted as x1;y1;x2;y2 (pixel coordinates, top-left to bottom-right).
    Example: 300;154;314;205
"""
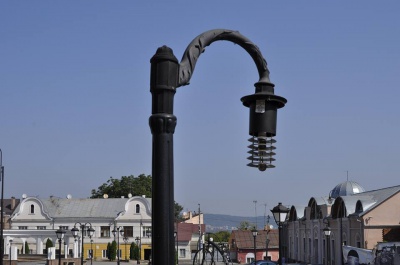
252;229;258;263
71;222;95;265
150;29;287;265
112;226;124;265
56;227;66;265
323;226;331;265
271;202;289;265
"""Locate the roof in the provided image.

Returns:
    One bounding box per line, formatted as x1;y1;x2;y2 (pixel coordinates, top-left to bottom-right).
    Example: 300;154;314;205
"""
3;198;20;215
230;229;279;249
13;196;152;219
330;181;365;198
176;223;205;242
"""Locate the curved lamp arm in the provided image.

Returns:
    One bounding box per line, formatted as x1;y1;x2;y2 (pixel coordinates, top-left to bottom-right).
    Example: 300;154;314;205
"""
178;29;271;87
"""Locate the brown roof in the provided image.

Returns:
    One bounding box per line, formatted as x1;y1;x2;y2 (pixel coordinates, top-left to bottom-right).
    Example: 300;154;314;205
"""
175;222;205;242
3;198;20;215
230;229;279;250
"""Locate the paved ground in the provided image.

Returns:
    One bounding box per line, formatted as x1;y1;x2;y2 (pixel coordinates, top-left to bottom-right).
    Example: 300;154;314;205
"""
18;261;195;265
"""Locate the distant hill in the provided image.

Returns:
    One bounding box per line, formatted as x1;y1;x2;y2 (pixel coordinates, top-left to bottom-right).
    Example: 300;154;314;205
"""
204;213;277;232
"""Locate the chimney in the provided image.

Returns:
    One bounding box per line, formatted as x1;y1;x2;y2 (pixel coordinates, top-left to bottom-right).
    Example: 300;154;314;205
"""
11;196;16;210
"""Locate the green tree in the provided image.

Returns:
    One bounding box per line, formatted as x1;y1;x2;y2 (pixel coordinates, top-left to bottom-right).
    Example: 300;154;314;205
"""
45;238;53;254
91;174;184;218
110;240;117;261
24;241;30;254
210;231;231;242
238;221;255;230
107;242;111;260
91;174;152;198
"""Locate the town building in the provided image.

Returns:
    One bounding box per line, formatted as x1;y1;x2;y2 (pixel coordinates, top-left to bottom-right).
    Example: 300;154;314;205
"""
283;181;400;265
3;194;202;262
229;228;279;263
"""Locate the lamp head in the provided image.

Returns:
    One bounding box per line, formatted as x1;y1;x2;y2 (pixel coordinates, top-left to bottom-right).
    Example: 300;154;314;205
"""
241;82;286;171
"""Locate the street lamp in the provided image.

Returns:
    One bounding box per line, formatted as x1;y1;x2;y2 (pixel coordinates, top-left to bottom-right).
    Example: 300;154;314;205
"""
123;236;129;261
150;29;287;265
71;222;95;265
135;236;140;264
271;202;289;265
323;226;331;265
252;229;258;263
112;226;124;265
56;227;66;265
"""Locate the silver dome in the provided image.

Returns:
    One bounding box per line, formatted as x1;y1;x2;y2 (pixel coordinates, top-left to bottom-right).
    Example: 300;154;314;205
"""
329;181;365;198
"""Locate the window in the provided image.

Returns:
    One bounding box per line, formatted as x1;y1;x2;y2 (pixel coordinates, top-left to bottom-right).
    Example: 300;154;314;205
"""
37;226;46;230
30;204;35;214
124;226;133;237
143;226;151;238
19;226;28;230
101;226;110;237
135;204;140;214
60;226;69;230
179;249;185;258
102;249;108;258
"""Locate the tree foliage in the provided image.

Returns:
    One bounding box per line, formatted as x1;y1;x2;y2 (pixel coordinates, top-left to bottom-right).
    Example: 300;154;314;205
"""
209;231;231;242
24;241;30;254
91;174;184;218
109;241;117;261
237;221;255;231
91;174;152;198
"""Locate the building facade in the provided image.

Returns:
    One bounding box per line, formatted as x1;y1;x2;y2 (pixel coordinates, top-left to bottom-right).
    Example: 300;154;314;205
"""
283;181;400;265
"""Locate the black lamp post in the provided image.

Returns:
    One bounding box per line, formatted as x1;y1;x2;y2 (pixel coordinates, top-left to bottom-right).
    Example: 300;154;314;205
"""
135;237;140;264
56;227;66;265
0;149;4;265
123;237;128;261
252;229;258;263
71;222;95;265
149;29;286;265
90;239;93;265
323;226;331;265
112;226;124;265
271;202;289;265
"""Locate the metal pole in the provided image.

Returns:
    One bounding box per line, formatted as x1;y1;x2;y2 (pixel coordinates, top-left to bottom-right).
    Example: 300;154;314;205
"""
58;238;62;265
90;240;93;265
0;149;4;265
253;235;257;263
278;225;282;265
117;228;120;265
327;235;330;265
81;225;84;265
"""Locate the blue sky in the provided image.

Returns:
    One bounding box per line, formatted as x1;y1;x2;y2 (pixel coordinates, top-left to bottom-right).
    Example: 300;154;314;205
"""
1;1;399;217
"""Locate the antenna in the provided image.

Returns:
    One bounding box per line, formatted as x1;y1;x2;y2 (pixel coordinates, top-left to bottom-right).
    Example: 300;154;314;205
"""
253;200;257;230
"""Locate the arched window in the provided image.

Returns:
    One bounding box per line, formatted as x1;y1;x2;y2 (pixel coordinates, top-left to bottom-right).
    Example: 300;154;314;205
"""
30;204;35;214
135;204;140;214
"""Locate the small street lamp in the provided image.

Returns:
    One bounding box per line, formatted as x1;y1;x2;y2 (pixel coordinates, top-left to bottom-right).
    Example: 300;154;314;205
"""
71;222;95;265
112;226;124;265
271;203;289;265
56;227;66;265
123;236;129;261
0;149;5;265
252;229;258;263
323;226;332;265
135;236;140;264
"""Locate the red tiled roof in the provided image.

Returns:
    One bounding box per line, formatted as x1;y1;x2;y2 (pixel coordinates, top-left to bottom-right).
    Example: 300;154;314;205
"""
175;223;205;242
230;229;279;250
